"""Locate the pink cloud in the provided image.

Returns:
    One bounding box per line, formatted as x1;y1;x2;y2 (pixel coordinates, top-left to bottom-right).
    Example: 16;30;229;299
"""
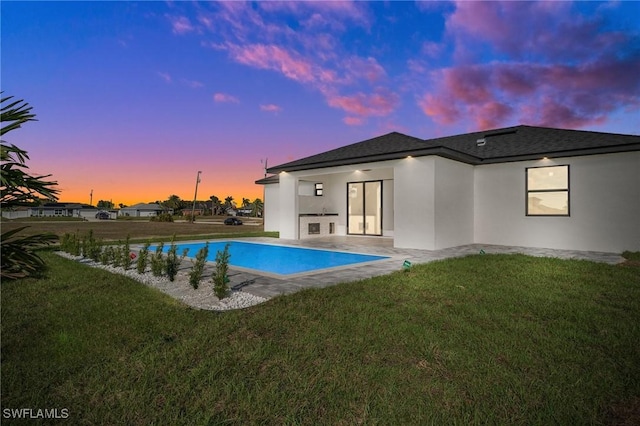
446;1;631;62
260;104;282;113
343;116;365;126
420;53;640;130
181;78;204;89
327;89;399;117
258;1;371;30
343;56;386;84
228;44;315;83
157;71;172;83
167;15;195;35
416;1;640;131
422;41;443;58
419;94;461;125
213;93;239;103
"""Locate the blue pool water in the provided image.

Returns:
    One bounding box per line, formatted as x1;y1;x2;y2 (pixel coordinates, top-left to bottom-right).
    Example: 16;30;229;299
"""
157;241;389;275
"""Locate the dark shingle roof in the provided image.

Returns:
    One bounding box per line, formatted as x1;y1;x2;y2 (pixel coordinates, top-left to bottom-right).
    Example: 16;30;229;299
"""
265;125;640;175
267;132;430;173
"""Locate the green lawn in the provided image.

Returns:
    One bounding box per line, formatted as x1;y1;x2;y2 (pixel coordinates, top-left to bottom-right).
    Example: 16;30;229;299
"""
2;252;639;424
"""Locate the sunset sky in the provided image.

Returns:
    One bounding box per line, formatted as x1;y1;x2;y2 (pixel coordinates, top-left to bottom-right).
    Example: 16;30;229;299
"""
2;1;639;206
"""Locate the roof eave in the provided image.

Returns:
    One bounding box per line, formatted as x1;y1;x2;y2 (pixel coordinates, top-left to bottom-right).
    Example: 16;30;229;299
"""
478;143;640;164
266;147;481;173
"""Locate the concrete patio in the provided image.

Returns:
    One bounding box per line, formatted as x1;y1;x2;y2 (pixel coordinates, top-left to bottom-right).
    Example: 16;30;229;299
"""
187;236;625;300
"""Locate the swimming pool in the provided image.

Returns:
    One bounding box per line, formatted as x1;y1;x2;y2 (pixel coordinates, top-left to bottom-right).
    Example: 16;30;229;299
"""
156;241;389;276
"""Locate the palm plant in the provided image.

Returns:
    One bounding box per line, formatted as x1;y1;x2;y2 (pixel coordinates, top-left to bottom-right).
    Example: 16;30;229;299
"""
209;195;222;215
252;198;263;217
1;95;59;205
224;195;234;209
1;94;59;279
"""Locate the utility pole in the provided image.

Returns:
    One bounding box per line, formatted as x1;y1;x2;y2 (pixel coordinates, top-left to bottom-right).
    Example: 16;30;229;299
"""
90;189;93;206
190;171;202;223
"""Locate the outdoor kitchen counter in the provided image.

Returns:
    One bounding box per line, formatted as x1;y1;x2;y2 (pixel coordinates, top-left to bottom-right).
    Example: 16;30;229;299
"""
299;214;338;238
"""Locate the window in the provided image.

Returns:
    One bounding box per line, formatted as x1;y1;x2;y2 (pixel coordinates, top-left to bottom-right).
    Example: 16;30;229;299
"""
526;165;569;216
315;183;323;196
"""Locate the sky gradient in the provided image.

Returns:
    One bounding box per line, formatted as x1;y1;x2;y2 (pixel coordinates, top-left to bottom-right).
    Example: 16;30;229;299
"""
2;1;639;206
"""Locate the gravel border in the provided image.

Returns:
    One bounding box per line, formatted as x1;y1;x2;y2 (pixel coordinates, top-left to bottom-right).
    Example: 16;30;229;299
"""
55;252;268;311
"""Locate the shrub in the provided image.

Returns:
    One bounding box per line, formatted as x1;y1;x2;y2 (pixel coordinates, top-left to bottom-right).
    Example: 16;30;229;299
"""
150;242;165;277
60;233;73;254
120;235;132;270
81;230;102;261
165;237;188;282
212;243;231;299
61;232;81;256
188;242;209;289
151;213;173;222
112;245;123;268
100;246;115;265
136;242;150;274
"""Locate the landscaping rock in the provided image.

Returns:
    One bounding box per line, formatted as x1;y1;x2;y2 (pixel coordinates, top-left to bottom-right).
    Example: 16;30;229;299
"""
55;252;268;311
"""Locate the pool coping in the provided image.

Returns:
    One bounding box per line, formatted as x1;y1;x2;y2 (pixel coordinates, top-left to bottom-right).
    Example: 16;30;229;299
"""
142;239;394;279
133;237;625;300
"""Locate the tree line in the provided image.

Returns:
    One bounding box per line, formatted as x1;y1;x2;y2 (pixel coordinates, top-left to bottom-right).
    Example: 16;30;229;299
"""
97;195;264;217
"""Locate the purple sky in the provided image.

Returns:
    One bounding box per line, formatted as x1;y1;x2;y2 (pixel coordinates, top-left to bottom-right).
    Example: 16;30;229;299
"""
2;1;639;205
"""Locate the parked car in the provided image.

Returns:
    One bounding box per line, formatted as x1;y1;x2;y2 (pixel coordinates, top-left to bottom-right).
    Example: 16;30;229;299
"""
224;217;243;226
95;211;110;220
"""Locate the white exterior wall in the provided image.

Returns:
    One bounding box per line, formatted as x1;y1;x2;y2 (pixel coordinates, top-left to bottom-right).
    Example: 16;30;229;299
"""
474;151;640;252
433;157;475;249
278;172;299;240
382;179;394;236
263;150;638;253
285;164;394;237
262;183;280;232
394;156;436;249
2;210;30;219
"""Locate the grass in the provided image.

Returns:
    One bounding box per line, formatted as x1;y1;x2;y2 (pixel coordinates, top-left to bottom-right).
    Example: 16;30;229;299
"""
0;218;272;243
2;252;639;424
623;251;640;262
1;216;85;222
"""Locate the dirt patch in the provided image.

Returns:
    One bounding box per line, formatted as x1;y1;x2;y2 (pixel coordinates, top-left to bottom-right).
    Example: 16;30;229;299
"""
605;396;640;425
619;260;640;268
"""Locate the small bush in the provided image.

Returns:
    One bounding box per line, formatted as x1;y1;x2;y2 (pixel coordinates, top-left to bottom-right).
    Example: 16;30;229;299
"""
165;236;188;282
151;213;173;222
120;235;132;270
100;246;115;265
150;242;165;277
136;242;151;274
81;230;103;261
112;245;123;268
188;242;209;289
61;232;81;256
212;243;231;299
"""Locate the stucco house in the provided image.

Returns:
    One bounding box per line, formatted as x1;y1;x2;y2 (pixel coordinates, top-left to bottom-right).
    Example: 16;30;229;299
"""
119;203;172;217
256;125;640;253
30;202;97;219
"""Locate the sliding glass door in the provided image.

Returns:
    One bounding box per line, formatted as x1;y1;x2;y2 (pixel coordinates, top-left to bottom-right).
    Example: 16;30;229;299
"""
347;180;382;235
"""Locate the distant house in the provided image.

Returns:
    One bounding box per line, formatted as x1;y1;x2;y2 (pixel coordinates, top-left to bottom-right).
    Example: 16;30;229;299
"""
237;203;255;216
257;125;640;253
119;203;172;217
1;206;30;219
28;202;97;219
